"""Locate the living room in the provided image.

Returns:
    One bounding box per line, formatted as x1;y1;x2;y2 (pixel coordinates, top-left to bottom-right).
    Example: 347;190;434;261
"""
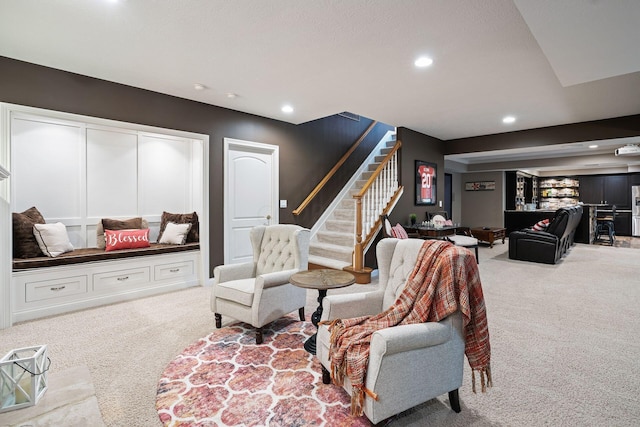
1;1;639;426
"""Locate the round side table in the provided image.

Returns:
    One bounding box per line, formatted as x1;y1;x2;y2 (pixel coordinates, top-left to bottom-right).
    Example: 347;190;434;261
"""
290;268;356;354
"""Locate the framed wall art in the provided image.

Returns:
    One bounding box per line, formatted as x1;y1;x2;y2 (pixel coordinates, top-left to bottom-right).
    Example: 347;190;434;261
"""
465;181;496;191
415;160;436;205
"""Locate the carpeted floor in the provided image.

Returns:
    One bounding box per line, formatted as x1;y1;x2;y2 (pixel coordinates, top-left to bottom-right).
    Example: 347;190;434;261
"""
1;238;639;426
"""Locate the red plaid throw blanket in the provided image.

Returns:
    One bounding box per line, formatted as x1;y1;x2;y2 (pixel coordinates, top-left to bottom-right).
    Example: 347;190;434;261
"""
326;239;491;416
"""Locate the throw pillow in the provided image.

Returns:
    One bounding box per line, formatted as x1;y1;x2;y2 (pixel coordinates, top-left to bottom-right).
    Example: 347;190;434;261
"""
104;228;151;252
158;222;192;245
97;217;146;249
32;222;74;257
157;211;199;243
12;206;46;258
383;217;393;237
532;219;550;231
393;224;409;239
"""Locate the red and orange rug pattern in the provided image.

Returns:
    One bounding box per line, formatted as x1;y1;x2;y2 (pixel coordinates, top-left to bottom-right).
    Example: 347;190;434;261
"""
156;315;371;426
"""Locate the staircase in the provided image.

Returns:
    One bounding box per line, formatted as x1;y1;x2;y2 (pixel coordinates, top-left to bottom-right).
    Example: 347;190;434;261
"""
308;135;397;270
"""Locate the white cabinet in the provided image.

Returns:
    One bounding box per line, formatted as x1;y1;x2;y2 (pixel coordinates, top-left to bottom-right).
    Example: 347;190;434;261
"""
12;250;200;323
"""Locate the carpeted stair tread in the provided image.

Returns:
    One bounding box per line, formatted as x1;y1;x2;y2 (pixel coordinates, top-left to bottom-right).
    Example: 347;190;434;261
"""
333;208;355;221
308;255;351;270
316;230;354;246
325;219;355;233
309;241;353;263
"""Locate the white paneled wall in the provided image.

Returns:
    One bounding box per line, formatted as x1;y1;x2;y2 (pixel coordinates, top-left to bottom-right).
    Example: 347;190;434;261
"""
10;112;201;247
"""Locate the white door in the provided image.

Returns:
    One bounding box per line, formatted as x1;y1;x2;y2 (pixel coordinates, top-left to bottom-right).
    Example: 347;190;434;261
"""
224;138;279;264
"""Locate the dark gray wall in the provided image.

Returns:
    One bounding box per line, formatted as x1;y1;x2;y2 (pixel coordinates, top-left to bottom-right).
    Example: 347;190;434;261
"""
393;127;446;225
0;56;392;273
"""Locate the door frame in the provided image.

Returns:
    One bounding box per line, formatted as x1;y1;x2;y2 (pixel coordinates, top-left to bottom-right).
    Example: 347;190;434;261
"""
223;138;279;264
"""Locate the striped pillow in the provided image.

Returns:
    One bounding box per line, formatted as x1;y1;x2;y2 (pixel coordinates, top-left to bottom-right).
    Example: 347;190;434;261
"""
392;224;409;239
532;219;550;231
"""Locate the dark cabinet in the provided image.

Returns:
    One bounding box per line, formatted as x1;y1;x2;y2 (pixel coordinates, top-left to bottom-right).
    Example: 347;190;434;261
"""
579;174;629;208
604;175;629;208
579;175;604;204
614;212;631;236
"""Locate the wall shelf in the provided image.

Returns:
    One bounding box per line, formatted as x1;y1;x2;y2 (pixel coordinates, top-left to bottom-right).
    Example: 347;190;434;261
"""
539;177;579;209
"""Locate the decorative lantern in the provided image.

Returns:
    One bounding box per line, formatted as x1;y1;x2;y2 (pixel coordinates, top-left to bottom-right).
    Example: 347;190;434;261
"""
0;345;49;413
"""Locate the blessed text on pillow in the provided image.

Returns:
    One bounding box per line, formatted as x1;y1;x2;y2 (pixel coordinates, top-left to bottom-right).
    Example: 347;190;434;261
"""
96;217;146;249
104;229;151;252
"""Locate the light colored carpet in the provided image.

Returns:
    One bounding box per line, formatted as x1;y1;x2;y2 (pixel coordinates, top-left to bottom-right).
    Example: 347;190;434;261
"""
1;239;639;426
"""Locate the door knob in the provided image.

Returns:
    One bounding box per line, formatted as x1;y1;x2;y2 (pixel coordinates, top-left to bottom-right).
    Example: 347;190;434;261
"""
266;215;271;220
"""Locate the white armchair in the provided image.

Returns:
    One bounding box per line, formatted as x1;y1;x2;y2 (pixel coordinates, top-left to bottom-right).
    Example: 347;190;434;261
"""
211;224;310;344
316;238;465;424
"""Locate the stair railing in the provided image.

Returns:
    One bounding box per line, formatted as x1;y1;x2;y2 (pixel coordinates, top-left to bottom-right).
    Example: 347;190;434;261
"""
292;121;377;217
348;140;403;281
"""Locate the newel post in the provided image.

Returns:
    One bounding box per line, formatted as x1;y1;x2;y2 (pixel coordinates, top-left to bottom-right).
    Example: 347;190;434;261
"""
344;195;372;284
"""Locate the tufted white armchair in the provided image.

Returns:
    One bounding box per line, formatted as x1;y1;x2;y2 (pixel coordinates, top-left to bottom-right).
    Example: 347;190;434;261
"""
211;224;310;343
316;238;465;424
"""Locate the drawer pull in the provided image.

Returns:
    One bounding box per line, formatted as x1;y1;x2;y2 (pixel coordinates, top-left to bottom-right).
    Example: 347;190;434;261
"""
50;286;66;291
116;276;129;281
169;268;180;273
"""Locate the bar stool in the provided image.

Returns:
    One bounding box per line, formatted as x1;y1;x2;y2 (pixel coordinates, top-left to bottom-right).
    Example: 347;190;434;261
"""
596;205;616;246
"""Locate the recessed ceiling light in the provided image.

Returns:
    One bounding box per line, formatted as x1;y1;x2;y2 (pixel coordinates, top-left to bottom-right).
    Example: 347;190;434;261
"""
589;144;598;149
502;115;516;124
281;105;294;113
414;56;433;68
193;83;206;91
226;92;238;99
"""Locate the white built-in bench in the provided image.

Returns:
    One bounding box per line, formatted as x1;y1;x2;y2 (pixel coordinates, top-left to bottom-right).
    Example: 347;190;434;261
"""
12;243;200;323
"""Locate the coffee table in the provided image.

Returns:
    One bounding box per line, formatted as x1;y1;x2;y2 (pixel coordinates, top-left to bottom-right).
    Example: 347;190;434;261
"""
290;269;356;354
470;227;506;248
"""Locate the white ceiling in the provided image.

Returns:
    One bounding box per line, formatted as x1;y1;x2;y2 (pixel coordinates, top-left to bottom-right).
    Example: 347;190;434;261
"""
1;0;640;174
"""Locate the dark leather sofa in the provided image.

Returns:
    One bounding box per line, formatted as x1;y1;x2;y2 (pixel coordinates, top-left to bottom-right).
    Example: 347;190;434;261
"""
508;205;583;264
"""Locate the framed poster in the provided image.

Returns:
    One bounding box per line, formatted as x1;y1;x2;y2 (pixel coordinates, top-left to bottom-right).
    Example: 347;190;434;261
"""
415;160;436;205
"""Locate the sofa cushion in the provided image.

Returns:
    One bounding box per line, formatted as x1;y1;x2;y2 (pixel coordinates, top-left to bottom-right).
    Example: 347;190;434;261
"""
105;228;151;252
158;222;192;245
12;206;46;258
157;211;199;243
215;278;256;306
97;217;146;249
532;219;550;231
32;222;74;257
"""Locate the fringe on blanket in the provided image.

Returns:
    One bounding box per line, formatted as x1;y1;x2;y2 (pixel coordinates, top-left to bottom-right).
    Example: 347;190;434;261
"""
471;364;493;393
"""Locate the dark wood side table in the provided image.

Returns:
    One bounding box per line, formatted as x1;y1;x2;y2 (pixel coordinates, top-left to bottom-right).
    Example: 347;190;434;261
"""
470;227;506;248
290;269;356;354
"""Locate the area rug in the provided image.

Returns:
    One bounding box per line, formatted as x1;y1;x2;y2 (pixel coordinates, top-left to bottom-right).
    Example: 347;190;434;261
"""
156;315;371;426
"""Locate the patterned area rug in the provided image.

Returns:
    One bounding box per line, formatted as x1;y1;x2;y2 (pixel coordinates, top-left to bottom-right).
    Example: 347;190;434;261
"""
156;315;371;426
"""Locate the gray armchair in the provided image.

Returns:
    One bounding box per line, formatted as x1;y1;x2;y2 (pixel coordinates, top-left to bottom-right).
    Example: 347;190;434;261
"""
211;224;310;343
316;238;465;424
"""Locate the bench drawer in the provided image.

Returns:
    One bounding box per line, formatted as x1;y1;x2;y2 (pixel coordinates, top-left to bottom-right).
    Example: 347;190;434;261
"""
25;276;88;303
93;267;151;293
154;260;195;282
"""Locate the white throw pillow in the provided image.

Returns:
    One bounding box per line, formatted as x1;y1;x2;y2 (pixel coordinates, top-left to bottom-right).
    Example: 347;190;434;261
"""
32;222;74;257
158;222;192;245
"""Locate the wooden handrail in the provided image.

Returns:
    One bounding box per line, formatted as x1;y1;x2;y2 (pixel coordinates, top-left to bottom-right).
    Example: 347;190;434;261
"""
292;120;378;216
354;140;402;198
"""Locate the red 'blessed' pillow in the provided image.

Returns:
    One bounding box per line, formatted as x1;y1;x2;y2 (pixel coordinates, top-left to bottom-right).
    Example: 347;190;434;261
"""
104;228;150;251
